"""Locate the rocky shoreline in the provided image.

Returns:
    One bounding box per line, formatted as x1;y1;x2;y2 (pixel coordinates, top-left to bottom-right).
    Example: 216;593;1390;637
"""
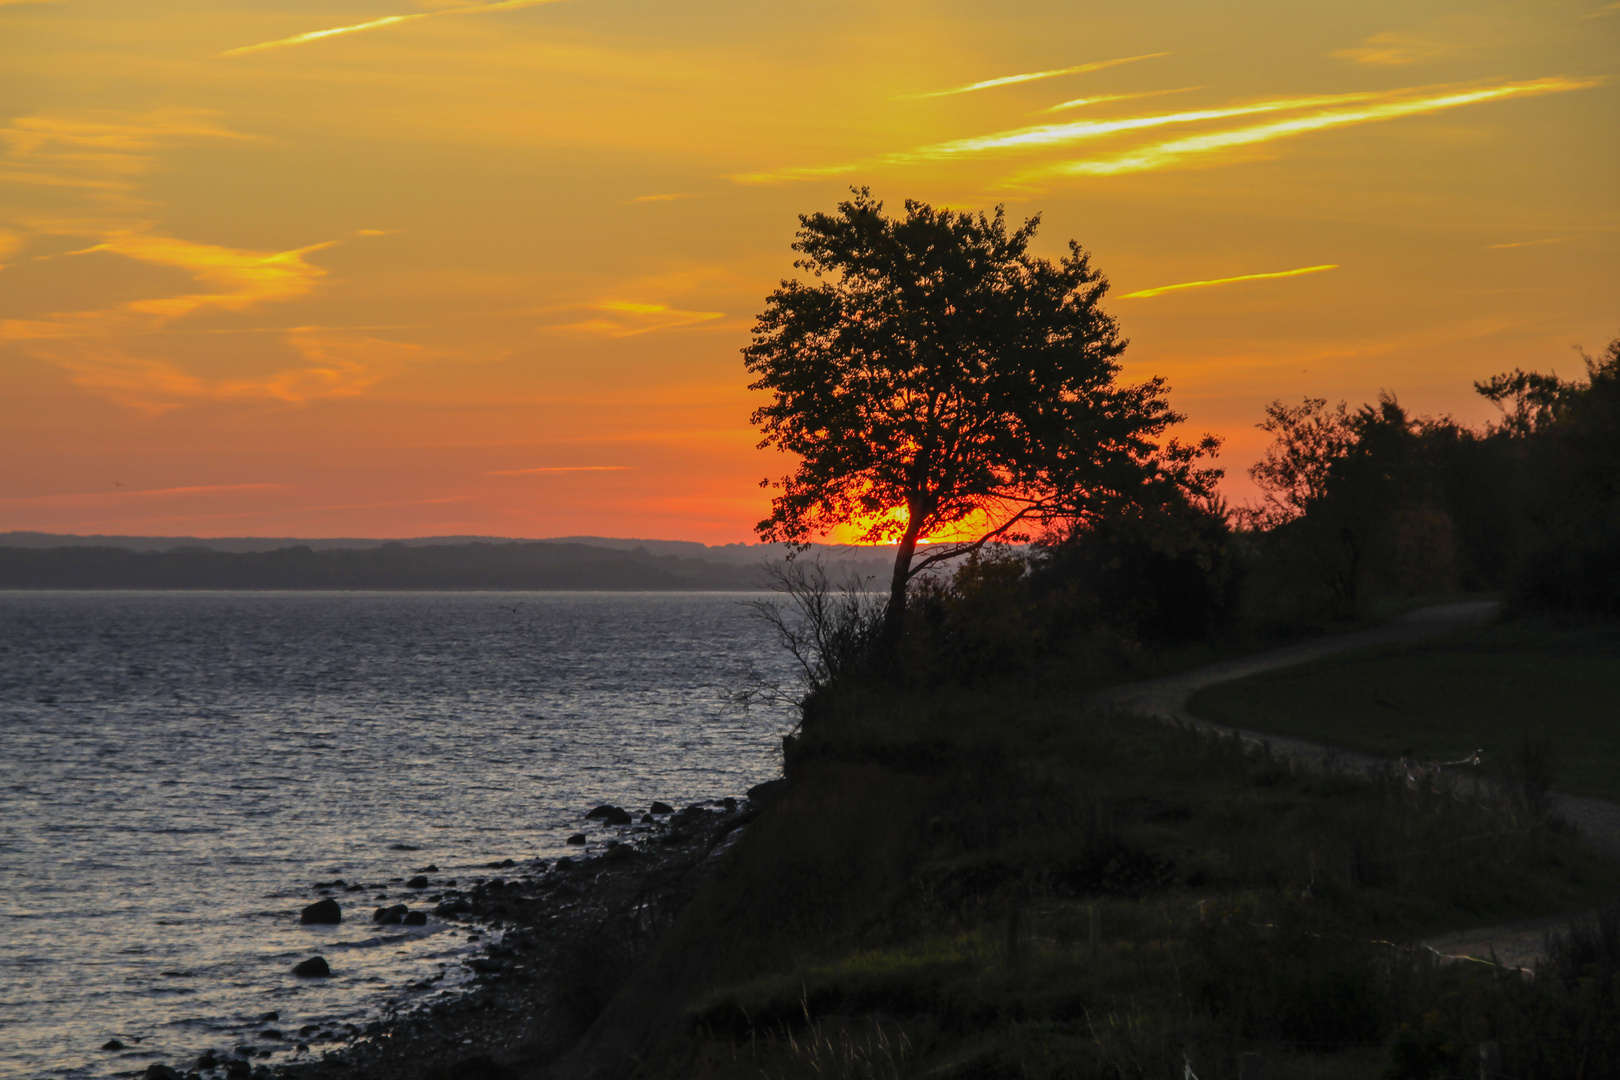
132;787;780;1080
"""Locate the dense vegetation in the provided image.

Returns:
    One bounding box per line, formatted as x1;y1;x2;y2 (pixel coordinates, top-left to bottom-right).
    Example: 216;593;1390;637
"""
573;680;1618;1080
604;337;1620;1080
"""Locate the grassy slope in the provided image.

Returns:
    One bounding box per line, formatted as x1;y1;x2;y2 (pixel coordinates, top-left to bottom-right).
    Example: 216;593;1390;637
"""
560;664;1620;1080
1187;618;1620;801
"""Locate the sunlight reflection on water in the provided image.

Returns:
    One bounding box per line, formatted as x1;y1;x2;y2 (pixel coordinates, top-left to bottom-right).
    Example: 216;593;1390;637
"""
0;591;794;1079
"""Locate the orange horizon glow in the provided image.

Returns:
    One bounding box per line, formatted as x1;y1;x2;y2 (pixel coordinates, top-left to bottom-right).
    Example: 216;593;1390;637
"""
2;2;1615;543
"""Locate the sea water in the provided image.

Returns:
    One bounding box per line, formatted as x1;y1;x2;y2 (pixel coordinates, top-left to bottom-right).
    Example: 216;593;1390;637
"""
0;591;796;1079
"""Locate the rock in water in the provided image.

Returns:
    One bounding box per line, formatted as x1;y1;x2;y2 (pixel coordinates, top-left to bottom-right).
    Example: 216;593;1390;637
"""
374;904;408;925
405;875;429;889
292;956;331;977
585;804;632;825
143;1065;183;1080
565;833;586;845
403;910;427;926
298;898;341;925
649;801;674;815
101;1039;124;1051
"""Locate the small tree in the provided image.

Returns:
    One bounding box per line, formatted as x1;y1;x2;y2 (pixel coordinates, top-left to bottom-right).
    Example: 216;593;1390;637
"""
744;189;1218;633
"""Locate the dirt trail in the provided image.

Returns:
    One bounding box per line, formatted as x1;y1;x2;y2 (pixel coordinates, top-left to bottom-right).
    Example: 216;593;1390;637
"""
1086;601;1620;969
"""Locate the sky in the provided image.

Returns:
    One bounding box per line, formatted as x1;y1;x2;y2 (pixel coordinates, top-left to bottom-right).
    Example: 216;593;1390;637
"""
1;0;1616;543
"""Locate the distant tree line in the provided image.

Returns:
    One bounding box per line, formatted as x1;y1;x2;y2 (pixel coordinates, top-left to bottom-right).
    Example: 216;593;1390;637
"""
0;541;775;590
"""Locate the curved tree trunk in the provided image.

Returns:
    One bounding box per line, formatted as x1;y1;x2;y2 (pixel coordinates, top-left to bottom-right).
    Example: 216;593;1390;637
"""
883;519;922;649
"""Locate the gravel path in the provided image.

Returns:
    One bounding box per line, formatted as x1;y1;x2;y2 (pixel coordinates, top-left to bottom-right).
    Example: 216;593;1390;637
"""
1086;601;1620;968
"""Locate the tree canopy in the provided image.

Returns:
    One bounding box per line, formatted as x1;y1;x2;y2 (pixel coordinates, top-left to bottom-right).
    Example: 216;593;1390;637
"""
744;189;1218;626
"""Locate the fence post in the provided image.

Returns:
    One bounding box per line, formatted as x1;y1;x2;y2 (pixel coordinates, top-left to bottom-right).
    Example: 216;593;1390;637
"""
1479;1041;1501;1079
1238;1051;1263;1080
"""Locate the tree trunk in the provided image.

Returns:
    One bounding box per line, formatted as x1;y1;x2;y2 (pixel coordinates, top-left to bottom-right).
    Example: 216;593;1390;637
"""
883;518;922;646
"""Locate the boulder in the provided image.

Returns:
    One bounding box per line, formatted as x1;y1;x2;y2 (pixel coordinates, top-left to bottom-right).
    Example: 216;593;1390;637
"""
143;1066;183;1080
292;956;331;977
649;801;675;815
101;1039;124;1051
585;804;632;825
405;875;429;889
403;910;427;926
565;833;586;845
373;904;408;925
298;898;341;925
554;857;575;871
434;897;470;916
746;778;788;806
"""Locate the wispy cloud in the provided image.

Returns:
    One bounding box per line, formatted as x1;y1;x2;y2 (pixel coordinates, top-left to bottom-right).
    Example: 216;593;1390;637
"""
628;192;703;203
221;0;569;57
1486;237;1569;249
552;300;725;337
1123;264;1338;299
0;110;249;213
897;53;1168;100
488;465;632;475
733;91;1378;183
0;232;427;412
1021;77;1599;180
1580;2;1620;18
1042;87;1197;114
0;483;288;507
1331;31;1449;66
736;76;1599;188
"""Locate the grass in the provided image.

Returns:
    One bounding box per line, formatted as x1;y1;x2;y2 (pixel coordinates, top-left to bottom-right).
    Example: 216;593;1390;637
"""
1187;616;1620;800
596;669;1620;1080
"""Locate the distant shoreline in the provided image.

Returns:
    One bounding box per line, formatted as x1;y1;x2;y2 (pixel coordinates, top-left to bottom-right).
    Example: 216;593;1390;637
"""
0;537;896;592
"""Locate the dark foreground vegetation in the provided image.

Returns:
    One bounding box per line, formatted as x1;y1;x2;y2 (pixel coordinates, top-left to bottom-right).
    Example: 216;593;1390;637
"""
557;682;1617;1080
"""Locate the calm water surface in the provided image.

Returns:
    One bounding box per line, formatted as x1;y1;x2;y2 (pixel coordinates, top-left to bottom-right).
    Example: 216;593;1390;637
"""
0;591;794;1080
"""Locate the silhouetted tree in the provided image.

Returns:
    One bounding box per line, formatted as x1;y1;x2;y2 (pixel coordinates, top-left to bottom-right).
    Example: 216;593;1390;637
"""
1486;336;1620;613
745;189;1218;633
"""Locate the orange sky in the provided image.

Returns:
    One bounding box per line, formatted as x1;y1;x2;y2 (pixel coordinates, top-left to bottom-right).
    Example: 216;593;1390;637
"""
2;0;1615;542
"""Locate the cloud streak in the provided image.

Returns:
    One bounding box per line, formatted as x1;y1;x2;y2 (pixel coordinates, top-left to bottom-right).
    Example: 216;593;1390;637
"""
1330;32;1449;66
553;300;725;337
0;484;288;507
221;0;569;57
897;53;1168;99
1487;237;1569;249
1122;264;1338;299
1024;77;1599;179
735;76;1599;187
733;91;1379;183
488;466;632;475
